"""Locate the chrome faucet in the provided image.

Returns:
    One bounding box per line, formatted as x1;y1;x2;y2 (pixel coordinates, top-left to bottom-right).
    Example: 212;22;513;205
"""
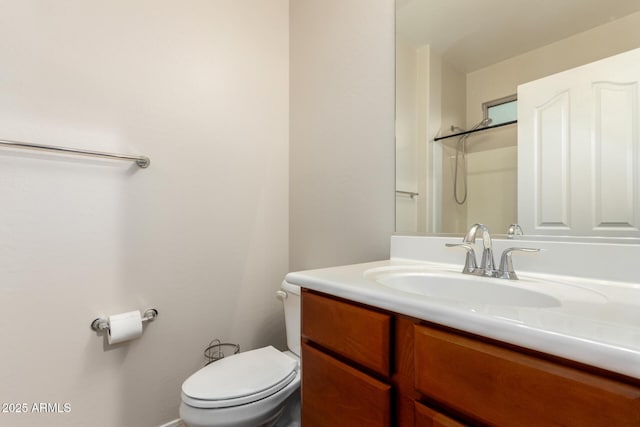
464;223;496;276
444;242;477;274
446;223;540;279
446;223;495;276
496;247;540;280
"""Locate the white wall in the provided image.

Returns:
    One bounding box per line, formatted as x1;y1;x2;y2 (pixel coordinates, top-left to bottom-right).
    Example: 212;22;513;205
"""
289;0;395;270
0;1;289;426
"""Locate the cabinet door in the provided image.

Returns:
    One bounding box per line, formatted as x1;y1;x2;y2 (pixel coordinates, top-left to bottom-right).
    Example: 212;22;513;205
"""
518;47;640;236
414;325;640;426
302;342;391;427
414;401;466;427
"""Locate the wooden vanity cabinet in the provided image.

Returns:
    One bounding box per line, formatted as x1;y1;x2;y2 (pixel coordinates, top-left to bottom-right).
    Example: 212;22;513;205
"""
301;342;391;426
414;402;466;427
301;289;453;427
414;325;640;426
300;289;640;426
301;290;391;376
301;290;392;426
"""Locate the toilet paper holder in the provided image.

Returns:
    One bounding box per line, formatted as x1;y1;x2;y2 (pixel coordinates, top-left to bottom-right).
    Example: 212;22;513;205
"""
91;308;159;332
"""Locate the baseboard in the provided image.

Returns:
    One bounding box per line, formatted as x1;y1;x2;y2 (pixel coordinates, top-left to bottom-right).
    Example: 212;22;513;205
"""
158;419;183;427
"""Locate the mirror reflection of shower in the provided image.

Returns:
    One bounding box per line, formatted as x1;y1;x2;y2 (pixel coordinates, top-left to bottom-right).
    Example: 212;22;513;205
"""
452;118;492;205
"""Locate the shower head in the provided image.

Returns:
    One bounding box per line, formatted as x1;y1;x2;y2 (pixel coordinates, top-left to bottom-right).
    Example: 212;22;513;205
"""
470;117;492;130
451;118;492;134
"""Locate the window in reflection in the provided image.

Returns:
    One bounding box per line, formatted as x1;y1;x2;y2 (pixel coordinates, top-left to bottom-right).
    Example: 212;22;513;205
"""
483;94;517;126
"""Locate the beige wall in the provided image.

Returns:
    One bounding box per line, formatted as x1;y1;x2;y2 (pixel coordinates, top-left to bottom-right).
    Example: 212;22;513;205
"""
409;45;468;234
416;45;433;233
438;57;468;234
0;2;397;425
396;34;419;233
466;145;518;233
289;0;395;270
467;11;640;126
0;1;289;426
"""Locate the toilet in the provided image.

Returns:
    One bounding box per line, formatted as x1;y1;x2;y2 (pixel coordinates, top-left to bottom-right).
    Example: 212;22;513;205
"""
179;281;301;427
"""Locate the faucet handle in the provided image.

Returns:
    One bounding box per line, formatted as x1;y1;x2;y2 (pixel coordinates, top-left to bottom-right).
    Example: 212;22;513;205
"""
497;247;540;280
507;224;524;239
445;243;478;274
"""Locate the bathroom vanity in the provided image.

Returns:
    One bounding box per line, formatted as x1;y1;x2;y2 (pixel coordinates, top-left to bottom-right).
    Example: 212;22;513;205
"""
286;235;640;426
301;289;639;426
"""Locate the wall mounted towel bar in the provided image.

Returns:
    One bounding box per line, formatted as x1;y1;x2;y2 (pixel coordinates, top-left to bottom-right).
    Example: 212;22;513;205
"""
396;190;419;199
0;138;150;168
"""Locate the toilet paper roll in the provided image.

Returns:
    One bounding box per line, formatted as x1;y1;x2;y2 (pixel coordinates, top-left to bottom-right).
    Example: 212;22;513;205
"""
108;310;143;344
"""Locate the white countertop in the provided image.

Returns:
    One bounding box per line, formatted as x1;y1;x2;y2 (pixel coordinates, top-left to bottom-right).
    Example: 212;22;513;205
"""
285;259;640;380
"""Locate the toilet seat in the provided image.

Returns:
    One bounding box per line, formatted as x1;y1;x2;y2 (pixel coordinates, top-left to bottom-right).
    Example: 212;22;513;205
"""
181;346;298;409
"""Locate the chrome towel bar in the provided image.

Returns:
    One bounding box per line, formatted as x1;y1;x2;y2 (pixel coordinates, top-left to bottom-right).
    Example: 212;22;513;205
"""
0;138;150;168
396;190;419;199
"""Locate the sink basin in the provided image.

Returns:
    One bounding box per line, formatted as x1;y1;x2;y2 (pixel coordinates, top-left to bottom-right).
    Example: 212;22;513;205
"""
370;271;562;308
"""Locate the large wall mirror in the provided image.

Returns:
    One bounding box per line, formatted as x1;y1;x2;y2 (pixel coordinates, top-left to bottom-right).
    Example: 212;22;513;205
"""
396;0;640;238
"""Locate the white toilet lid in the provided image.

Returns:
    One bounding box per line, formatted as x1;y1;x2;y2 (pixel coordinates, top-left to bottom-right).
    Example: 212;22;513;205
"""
182;346;298;409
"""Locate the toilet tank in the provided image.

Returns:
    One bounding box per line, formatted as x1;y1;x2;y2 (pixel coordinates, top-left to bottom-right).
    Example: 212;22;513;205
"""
279;281;301;356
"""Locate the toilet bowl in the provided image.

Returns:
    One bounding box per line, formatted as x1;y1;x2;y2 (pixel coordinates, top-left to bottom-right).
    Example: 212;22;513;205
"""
180;282;301;427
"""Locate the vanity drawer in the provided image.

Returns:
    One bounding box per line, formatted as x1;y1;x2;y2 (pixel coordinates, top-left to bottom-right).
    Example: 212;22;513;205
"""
302;290;391;376
302;342;391;427
414;325;640;426
414;401;467;427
